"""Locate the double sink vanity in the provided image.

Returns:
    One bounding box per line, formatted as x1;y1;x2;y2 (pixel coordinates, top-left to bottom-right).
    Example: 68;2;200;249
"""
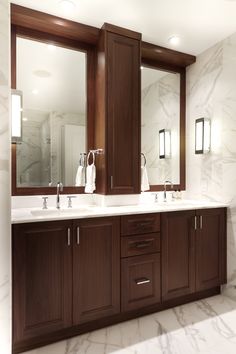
10;4;227;354
12;199;227;353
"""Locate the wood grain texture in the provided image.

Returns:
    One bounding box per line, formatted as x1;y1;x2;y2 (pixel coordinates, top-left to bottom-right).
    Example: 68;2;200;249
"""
121;213;160;236
195;208;227;291
72;217;120;324
121;253;161;312
161;210;196;301
12;221;73;343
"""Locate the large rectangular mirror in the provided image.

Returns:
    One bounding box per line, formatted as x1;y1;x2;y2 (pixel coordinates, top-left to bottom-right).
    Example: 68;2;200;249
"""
141;66;180;185
16;37;87;188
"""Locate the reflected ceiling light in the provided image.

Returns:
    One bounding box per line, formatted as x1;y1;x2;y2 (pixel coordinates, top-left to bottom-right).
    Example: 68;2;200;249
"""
47;44;56;51
195;118;211;154
11;89;23;143
23;117;28;121
33;70;51;78
140;66;144;70
168;35;180;46
32;89;39;95
59;0;76;13
159;129;171;159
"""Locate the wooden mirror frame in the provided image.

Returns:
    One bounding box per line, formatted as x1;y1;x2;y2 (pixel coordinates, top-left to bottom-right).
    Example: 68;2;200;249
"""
141;46;190;191
11;4;97;195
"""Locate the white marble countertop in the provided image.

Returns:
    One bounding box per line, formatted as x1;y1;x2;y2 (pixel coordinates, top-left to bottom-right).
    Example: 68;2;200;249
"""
11;200;228;224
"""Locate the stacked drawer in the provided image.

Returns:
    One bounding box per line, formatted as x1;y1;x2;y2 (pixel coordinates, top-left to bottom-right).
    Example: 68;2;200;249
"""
121;213;161;312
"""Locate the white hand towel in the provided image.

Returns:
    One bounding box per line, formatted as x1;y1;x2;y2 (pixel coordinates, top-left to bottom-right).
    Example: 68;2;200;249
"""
75;165;85;186
141;166;150;192
85;164;96;193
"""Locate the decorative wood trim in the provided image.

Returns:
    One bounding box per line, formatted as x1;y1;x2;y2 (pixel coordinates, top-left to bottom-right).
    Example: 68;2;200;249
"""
102;23;141;41
11;18;96;195
11;4;99;45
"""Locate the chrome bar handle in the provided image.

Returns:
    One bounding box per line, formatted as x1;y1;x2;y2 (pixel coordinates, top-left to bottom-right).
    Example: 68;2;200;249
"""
194;216;197;230
67;228;71;246
200;215;203;229
77;227;80;245
135;278;151;285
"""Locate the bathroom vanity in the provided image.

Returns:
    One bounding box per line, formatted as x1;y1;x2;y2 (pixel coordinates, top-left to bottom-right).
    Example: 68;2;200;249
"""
12;203;227;353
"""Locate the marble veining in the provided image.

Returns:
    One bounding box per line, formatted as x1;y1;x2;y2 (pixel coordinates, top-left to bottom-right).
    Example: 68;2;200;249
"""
22;292;236;354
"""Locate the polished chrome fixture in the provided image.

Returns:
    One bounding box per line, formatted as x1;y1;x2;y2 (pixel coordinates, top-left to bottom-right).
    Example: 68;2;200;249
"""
42;196;48;209
195;118;211;154
11;89;23;143
164;180;173;202
159;129;171;159
56;182;63;209
67;195;76;208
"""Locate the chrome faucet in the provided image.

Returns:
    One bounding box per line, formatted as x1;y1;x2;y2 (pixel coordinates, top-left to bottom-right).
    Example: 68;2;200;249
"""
56;182;63;209
164;180;173;202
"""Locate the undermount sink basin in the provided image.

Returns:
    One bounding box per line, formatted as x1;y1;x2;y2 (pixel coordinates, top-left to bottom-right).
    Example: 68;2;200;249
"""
31;207;90;217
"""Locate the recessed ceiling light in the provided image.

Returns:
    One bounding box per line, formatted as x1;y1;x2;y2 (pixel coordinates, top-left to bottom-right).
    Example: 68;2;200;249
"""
59;0;76;13
47;44;56;51
32;89;39;95
168;35;180;46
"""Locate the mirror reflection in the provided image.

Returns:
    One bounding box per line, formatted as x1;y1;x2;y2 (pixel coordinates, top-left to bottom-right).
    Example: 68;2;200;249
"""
141;66;180;185
16;37;87;187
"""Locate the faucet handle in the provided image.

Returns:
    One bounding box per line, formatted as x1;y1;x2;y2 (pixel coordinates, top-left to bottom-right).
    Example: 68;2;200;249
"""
151;193;158;203
67;195;77;208
42;197;48;210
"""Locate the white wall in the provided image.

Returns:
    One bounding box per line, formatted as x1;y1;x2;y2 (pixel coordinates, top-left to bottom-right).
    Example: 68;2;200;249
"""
186;32;236;287
0;0;11;352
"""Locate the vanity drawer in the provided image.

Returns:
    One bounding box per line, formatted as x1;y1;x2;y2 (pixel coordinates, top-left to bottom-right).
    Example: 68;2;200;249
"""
121;213;160;236
121;233;160;258
121;253;161;312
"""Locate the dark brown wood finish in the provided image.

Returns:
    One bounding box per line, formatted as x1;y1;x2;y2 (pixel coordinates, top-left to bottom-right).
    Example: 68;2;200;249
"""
162;210;196;301
95;25;141;194
195;208;227;291
11;20;96;195
12;221;73;343
72;217;120;324
121;213;160;236
11;4;99;45
121;253;161;312
121;233;160;258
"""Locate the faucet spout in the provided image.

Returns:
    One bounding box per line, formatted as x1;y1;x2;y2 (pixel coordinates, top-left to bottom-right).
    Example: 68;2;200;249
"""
56;182;63;209
164;180;173;202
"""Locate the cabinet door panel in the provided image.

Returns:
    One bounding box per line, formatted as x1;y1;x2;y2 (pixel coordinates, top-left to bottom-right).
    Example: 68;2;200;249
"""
73;217;120;324
107;32;140;194
13;221;72;343
162;211;196;301
196;208;226;291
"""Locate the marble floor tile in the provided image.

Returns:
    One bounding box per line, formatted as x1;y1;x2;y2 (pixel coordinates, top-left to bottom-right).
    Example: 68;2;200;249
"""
23;292;236;354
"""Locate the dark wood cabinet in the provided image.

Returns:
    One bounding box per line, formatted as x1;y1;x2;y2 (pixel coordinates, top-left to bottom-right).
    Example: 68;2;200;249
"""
121;253;161;312
162;210;196;301
12;221;73;342
162;208;227;302
72;217;120;324
195;208;226;291
95;24;141;195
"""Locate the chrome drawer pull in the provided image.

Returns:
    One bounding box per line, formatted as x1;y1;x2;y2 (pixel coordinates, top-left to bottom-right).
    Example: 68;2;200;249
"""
77;226;80;245
135;240;153;248
135;278;151;285
67;228;71;246
200;215;203;229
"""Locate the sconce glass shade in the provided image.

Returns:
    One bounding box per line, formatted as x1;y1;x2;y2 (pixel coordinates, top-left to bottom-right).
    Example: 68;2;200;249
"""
195;118;211;154
11;89;23;143
159;129;171;159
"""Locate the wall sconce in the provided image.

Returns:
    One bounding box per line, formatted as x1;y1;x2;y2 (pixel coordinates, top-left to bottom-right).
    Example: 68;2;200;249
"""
195;118;211;154
159;129;171;159
11;89;23;143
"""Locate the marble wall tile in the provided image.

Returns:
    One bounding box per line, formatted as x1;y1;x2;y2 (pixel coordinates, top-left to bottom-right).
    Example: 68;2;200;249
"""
0;0;11;353
186;33;236;288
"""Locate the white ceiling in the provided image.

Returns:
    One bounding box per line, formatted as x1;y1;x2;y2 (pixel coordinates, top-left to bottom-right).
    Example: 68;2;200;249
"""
17;37;86;114
12;0;236;55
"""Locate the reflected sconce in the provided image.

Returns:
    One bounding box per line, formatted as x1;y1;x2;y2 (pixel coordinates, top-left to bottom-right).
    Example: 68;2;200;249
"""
159;129;171;159
195;118;211;154
11;89;23;143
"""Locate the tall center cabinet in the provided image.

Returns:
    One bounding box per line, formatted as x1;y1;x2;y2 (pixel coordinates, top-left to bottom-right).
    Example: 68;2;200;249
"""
95;23;141;195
